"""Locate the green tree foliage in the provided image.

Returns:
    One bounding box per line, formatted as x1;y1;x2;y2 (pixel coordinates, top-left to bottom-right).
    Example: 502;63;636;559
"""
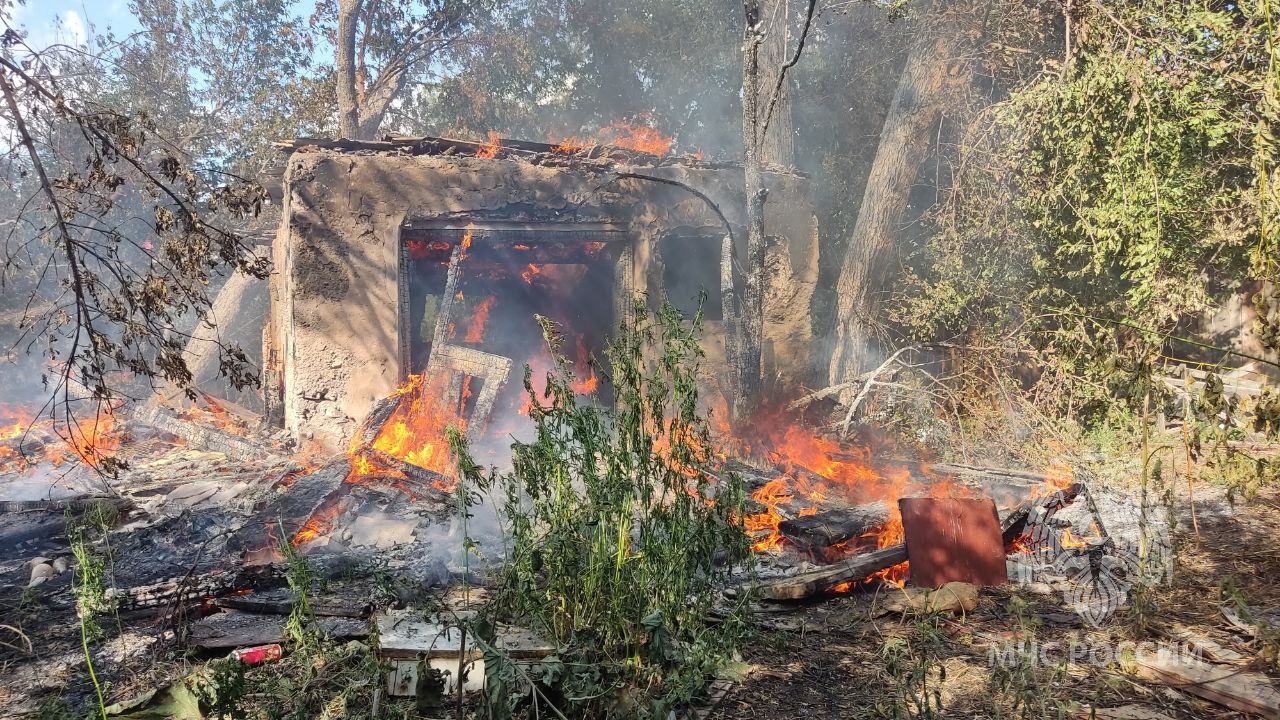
900;0;1280;416
115;0;335;174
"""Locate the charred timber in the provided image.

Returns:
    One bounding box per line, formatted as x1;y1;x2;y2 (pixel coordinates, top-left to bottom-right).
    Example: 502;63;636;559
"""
131;405;271;460
999;482;1084;544
362;448;453;502
225;458;349;554
778;502;891;551
754;544;909;601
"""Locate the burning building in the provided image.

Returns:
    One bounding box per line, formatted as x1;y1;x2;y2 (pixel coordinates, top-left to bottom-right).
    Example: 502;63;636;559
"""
264;135;819;452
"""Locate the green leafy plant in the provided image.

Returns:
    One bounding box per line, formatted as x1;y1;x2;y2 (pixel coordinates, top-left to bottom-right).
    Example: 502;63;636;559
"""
278;525;318;648
191;657;248;720
877;607;948;719
66;503;119;720
452;299;751;719
989;593;1069;720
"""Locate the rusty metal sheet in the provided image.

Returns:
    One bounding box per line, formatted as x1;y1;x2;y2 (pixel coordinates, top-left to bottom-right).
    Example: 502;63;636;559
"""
899;497;1008;588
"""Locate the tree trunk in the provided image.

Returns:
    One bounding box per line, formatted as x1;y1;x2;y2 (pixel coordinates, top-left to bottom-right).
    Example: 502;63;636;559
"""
757;0;794;168
733;0;768;423
828;0;976;388
335;0;364;139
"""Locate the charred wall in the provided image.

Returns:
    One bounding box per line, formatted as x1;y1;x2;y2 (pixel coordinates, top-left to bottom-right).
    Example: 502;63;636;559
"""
271;146;818;450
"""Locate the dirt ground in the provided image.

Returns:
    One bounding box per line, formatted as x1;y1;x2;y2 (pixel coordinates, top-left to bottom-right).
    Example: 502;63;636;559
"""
710;484;1280;720
3;479;1278;718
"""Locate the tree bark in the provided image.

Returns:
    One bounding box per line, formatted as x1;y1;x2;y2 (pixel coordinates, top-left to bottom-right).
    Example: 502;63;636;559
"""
335;0;364;139
734;0;768;423
828;0;976;388
757;0;794;168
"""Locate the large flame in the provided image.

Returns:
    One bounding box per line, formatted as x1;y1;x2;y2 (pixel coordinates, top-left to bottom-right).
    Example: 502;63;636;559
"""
737;420;914;558
367;374;461;480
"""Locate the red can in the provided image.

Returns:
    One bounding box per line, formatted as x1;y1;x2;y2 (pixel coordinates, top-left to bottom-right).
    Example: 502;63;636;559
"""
229;643;283;666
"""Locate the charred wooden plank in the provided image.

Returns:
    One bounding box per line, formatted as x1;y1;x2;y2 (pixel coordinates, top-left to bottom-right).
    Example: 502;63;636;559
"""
999;482;1083;544
362;448;453;501
0;496;128;514
214;586;372;618
754;544;909;601
225;458;349;554
107;564;285;610
354;392;402;448
190;611;367;650
778;503;890;550
131;405;272;460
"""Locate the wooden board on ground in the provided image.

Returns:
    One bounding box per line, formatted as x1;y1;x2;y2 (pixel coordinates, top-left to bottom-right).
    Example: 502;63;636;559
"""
754;544;909;601
189;612;367;649
214;586;372;618
1133;647;1280;717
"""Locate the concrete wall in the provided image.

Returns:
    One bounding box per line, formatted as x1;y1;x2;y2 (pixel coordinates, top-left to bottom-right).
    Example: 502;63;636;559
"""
271;148;818;450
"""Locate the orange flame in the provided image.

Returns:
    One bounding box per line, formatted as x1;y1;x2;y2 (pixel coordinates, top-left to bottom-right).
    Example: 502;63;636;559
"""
463;296;497;344
343;373;464;493
1059;528;1088;549
870;561;909;589
475;130;501;159
601;121;674;156
521;263;543;284
550;120;692;158
551;136;589;154
292;499;343;546
0;403;122;469
1007;533;1034;555
743;478;792;552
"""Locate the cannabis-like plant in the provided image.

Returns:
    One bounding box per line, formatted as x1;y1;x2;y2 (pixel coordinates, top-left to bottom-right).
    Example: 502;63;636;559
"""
454;299;751;719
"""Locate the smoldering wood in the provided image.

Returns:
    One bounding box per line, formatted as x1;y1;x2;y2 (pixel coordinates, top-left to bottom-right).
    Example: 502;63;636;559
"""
999;482;1084;544
754;544;909;601
431;344;513;435
107;564;285;611
356;392;402;448
362;448;453;501
224;459;350;554
213;586;372;618
416;242;514;434
427;244;464;369
778;502;890;550
131;404;271;460
0;496;128;514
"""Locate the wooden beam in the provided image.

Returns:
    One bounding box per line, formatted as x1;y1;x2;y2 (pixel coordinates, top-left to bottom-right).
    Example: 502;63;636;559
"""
754;544;908;601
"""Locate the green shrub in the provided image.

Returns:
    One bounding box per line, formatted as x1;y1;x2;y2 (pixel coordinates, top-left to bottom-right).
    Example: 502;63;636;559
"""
454;299;751;719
